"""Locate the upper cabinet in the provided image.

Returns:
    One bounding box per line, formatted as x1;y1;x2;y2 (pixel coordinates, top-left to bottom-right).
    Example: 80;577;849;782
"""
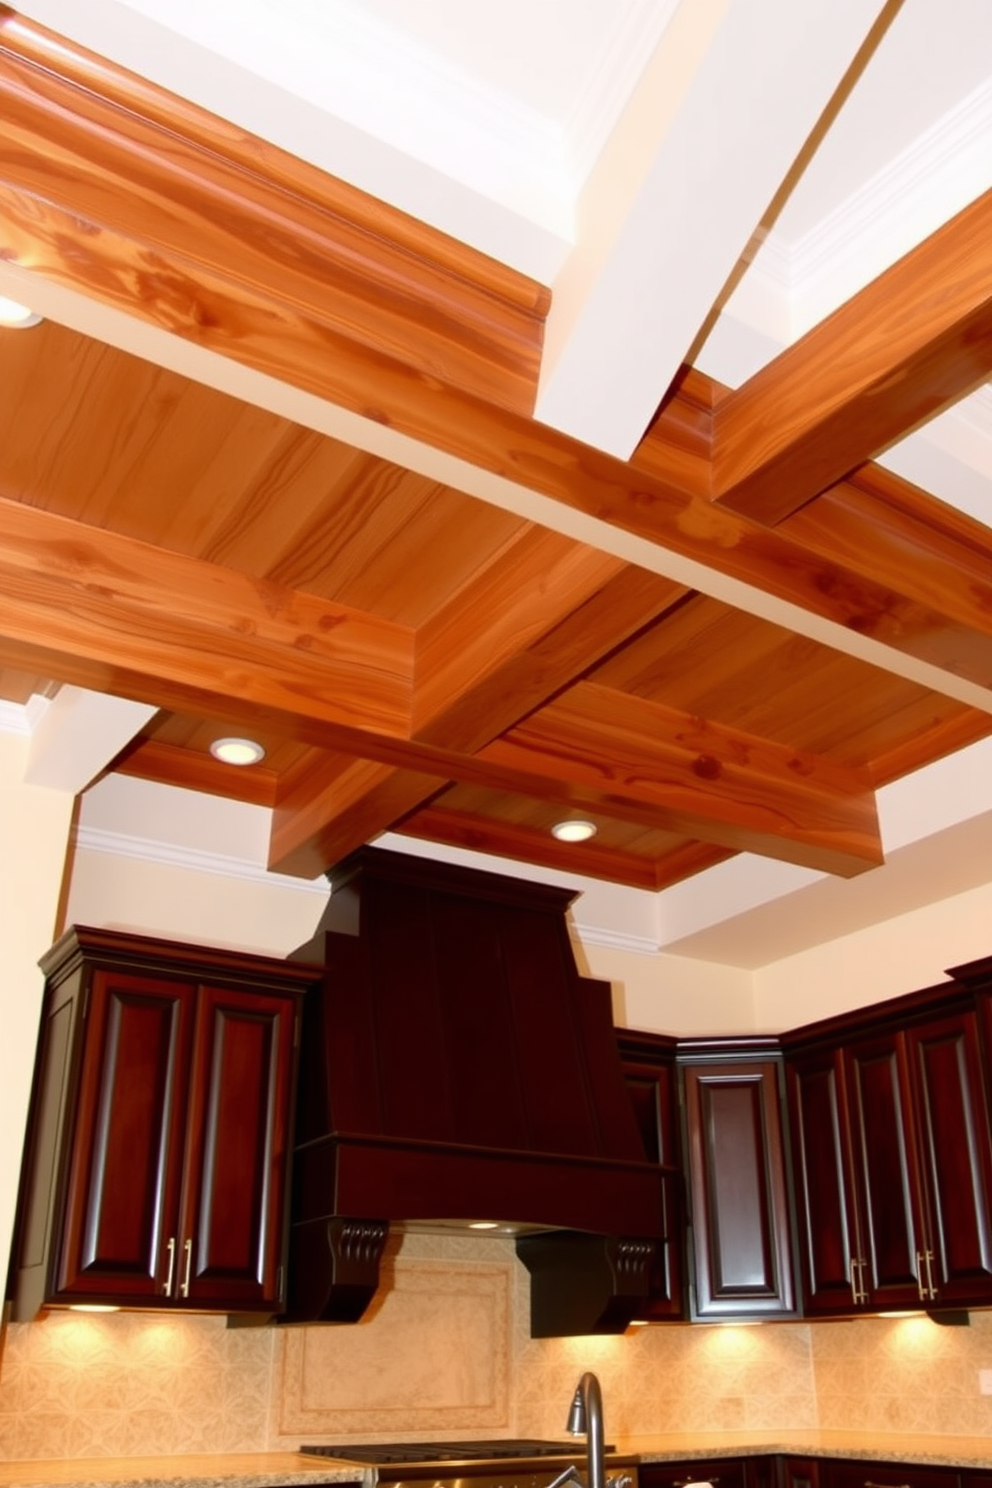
9;927;318;1322
616;1030;685;1321
679;1043;797;1321
785;976;992;1316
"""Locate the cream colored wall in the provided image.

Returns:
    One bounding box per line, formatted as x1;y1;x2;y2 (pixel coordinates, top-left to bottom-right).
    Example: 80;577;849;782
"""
0;736;75;1298
753;880;992;1032
63;845;329;960
577;940;755;1036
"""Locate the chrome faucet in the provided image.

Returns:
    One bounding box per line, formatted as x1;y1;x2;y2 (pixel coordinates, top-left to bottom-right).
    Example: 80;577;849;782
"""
547;1370;618;1488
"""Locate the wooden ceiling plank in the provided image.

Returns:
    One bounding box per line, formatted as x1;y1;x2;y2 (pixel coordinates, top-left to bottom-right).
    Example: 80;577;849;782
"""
479;681;882;877
783;465;992;644
711;188;992;524
113;738;280;809
0;498;415;744
0;13;547;414
395;807;669;892
414;537;689;745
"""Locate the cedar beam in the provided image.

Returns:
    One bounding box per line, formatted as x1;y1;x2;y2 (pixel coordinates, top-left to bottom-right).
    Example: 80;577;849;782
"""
711;189;992;525
479;681;883;878
0;498;414;746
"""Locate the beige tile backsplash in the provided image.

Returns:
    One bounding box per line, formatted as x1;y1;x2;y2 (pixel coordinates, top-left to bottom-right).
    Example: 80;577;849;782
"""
2;1233;992;1460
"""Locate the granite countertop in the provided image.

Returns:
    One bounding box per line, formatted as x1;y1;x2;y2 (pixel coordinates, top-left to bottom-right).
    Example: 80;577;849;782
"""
2;1436;992;1488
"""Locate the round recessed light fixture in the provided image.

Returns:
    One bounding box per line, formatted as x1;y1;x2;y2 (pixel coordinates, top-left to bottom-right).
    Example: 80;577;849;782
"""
0;296;43;328
551;819;597;843
210;736;266;767
468;1221;500;1231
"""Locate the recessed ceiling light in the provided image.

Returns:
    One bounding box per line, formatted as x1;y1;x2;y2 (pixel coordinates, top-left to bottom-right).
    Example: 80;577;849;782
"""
0;296;43;328
468;1221;500;1230
551;819;597;843
210;736;266;766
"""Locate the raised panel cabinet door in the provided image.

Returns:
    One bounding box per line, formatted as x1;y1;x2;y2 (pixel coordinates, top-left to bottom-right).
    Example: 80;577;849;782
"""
825;1460;960;1488
682;1060;796;1319
843;1031;930;1309
907;1009;992;1305
786;1048;866;1315
176;984;297;1309
55;969;195;1304
640;1461;745;1488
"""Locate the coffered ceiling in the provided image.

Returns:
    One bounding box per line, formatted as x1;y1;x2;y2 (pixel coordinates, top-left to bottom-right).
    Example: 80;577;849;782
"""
0;0;990;958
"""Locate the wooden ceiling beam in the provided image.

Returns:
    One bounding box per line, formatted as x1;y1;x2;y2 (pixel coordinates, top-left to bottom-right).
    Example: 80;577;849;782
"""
269;753;446;880
413;545;689;745
4;22;992;706
0;12;547;415
0;498;415;747
268;561;691;874
710;189;992;524
478;681;882;878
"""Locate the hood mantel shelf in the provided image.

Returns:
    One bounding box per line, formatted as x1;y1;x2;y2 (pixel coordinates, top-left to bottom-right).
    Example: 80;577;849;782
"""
284;847;671;1333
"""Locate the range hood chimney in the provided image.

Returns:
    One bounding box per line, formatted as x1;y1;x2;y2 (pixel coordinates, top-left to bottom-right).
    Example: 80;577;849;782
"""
284;848;670;1334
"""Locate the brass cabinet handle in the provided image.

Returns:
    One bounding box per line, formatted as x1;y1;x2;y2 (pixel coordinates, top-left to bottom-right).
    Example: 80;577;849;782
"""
850;1256;868;1305
163;1236;176;1296
180;1236;193;1298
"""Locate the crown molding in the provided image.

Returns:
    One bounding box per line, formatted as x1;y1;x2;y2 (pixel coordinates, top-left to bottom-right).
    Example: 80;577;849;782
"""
74;823;327;892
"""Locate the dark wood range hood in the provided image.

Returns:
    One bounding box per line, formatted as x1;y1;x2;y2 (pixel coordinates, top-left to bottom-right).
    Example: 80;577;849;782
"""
284;847;671;1334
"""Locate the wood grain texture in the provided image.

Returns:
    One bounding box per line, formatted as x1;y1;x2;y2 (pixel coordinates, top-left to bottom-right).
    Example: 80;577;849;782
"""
2;19;990;700
399;804;732;891
0;12;547;414
480;681;882;876
0;497;415;744
2;9;990;892
711;189;992;523
271;561;688;871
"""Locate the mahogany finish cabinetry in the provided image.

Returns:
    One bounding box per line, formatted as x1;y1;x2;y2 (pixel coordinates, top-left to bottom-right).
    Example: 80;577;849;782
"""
640;1460;746;1488
642;1463;989;1488
679;1042;797;1321
616;1030;684;1320
9;926;318;1321
616;1035;797;1322
784;975;992;1317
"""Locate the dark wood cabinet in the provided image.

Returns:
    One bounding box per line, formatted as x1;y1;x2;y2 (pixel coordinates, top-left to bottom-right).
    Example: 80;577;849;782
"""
10;926;317;1321
781;1460;820;1488
786;992;992;1315
640;1460;745;1488
824;1461;960;1488
616;1030;684;1320
680;1043;797;1320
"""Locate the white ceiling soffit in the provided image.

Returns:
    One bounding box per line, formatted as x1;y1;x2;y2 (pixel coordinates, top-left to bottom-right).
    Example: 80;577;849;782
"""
23;689;158;795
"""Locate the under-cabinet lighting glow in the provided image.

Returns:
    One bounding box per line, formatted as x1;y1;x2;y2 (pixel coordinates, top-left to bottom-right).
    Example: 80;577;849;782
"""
0;296;43;327
551;819;597;843
468;1221;500;1230
67;1304;120;1313
210;736;266;766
